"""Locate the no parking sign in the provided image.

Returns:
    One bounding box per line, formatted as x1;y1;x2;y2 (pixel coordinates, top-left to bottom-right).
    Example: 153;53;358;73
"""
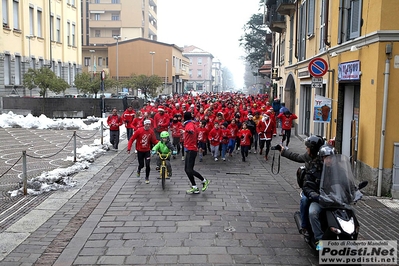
308;57;328;77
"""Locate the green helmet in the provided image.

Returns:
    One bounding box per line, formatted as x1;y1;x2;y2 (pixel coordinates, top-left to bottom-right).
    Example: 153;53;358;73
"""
160;131;169;138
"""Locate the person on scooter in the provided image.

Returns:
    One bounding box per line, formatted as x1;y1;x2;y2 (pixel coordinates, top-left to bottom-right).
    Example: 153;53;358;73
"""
276;135;325;239
304;144;337;250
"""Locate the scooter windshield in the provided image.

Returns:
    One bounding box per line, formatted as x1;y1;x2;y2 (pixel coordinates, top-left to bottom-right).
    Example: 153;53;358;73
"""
319;154;363;208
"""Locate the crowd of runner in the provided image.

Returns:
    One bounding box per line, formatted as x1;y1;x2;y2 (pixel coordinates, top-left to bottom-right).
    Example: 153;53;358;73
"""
115;92;297;161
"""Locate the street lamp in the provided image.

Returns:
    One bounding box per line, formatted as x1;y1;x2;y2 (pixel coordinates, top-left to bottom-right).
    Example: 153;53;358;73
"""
89;49;95;81
113;35;121;94
149;51;155;75
165;59;168;92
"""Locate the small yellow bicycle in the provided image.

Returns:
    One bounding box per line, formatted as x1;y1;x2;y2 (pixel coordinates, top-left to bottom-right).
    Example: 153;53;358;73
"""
157;152;172;190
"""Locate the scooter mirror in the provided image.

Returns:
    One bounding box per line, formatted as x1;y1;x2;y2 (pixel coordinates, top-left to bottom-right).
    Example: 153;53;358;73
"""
358;181;368;190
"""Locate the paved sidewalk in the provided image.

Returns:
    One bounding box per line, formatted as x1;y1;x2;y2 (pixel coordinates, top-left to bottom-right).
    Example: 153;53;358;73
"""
0;135;398;265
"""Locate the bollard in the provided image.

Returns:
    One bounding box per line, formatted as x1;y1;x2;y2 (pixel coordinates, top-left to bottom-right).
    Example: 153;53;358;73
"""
101;121;104;145
73;131;77;162
22;151;27;195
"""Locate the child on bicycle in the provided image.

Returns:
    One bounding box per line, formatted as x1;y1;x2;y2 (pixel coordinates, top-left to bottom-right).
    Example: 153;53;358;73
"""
151;131;176;177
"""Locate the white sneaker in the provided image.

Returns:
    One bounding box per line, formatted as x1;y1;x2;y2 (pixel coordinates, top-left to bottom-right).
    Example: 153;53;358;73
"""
182;156;185;161
134;150;137;154
214;158;218;161
222;157;226;161
237;147;240;151
254;150;257;154
285;146;289;150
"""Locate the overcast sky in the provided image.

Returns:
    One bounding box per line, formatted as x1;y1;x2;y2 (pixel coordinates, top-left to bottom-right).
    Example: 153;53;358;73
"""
157;0;262;89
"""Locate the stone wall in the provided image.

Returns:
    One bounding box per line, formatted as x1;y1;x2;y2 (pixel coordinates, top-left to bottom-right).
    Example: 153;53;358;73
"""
0;97;129;118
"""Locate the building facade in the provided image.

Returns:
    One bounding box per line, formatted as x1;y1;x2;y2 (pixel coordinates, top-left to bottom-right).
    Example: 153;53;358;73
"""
81;0;158;76
0;0;82;96
183;45;214;93
212;58;222;93
266;0;399;196
107;38;189;95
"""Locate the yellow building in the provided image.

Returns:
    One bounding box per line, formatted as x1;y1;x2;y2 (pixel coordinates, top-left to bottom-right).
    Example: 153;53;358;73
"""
266;0;399;197
0;0;82;96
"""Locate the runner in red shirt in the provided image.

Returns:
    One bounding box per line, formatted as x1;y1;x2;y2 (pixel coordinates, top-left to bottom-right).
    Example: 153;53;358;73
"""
183;112;210;194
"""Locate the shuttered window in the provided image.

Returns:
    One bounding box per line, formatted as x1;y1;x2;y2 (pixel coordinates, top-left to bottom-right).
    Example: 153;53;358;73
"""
307;0;315;36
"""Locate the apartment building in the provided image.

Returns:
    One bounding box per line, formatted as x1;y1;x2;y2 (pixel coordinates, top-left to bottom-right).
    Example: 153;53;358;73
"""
0;0;82;96
212;58;223;93
265;0;399;196
82;0;157;75
107;38;189;95
183;45;214;93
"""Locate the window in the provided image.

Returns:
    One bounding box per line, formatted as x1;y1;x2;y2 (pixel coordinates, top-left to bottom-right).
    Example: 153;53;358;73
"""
189;58;192;65
95;30;100;37
56;17;61;42
67;22;70;45
111;30;120;37
95;0;100;3
289;15;294;64
50;15;54;41
84;57;90;66
98;57;103;66
338;0;362;43
68;63;72;84
112;0;120;3
72;24;75;46
15;56;21;85
94;14;100;20
29;7;34;35
197;58;202;65
39;58;44;68
111;14;119;21
197;69;202;78
72;64;76;85
319;0;326;51
37;10;42;37
297;2;307;61
4;54;11;85
189;69;192;78
2;0;9;26
307;0;315;36
13;0;19;29
57;62;61;77
31;58;36;69
71;0;75;6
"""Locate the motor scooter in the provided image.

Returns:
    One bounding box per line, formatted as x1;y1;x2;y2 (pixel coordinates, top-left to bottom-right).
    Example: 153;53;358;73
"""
294;154;368;251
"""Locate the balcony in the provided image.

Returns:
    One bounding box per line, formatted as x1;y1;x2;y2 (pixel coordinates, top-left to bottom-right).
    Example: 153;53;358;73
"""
265;8;285;33
90;20;122;28
276;0;295;16
89;3;122;11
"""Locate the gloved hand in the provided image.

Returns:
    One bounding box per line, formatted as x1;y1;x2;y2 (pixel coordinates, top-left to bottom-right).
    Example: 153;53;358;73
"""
151;150;156;156
172;151;177;155
309;192;320;202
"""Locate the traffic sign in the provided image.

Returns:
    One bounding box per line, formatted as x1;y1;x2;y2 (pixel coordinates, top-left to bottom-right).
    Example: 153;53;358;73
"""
311;77;323;88
308;57;328;77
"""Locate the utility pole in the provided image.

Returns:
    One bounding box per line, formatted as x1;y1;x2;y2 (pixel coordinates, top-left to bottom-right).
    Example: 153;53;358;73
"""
113;35;121;95
150;51;155;75
165;59;168;92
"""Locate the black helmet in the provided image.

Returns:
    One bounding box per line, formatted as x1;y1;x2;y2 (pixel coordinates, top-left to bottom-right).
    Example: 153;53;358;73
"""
318;144;337;158
305;135;325;156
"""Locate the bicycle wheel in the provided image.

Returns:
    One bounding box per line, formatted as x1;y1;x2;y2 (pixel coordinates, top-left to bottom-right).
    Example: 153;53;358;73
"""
160;166;166;190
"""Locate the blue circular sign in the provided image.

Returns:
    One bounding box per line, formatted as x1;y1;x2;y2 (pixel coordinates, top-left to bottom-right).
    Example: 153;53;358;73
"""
308;58;328;77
